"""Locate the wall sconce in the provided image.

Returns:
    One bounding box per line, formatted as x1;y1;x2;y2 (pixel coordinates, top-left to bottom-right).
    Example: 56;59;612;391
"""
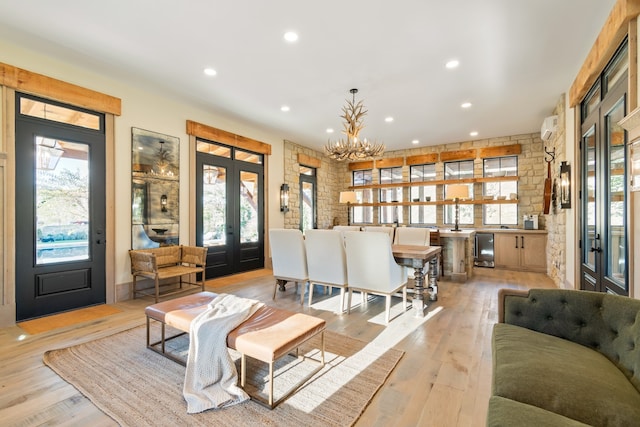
446;184;470;231
280;184;289;213
160;194;168;212
339;191;357;225
560;161;571;209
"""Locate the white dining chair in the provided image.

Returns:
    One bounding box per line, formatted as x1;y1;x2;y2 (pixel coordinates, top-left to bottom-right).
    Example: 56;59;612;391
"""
393;227;430;246
362;225;396;243
344;231;408;323
269;228;308;304
332;225;361;232
304;229;349;314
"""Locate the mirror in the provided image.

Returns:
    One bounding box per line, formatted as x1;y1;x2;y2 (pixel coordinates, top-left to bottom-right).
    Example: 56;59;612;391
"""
131;127;179;249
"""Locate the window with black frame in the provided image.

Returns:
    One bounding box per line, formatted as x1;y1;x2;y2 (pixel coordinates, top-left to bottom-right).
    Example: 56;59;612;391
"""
379;166;403;224
443;160;474;226
352;169;373;224
483;156;518;225
410;163;436;224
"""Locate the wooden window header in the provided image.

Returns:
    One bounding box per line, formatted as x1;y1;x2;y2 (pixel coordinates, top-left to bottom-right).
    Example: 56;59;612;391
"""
375;157;404;168
186;120;271;155
348;160;374;171
0;62;121;115
406;153;439;165
569;0;640;107
479;144;522;159
297;153;321;168
440;149;477;162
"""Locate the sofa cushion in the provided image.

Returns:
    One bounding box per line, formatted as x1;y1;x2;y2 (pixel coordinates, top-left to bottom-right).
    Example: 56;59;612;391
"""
492;323;640;426
487;396;590;427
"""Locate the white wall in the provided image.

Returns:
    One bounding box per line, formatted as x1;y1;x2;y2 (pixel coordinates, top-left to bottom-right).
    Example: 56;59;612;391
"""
0;39;286;289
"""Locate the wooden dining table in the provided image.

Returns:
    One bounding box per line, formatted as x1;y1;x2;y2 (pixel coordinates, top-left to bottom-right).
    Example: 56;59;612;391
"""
392;244;441;318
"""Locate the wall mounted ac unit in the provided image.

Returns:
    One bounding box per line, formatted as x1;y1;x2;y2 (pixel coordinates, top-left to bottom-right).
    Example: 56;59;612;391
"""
541;115;558;142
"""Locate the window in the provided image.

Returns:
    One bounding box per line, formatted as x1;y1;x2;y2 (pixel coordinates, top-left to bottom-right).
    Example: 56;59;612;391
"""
410;163;436;224
352;169;373;224
483;156;518;225
444;160;474;225
379;167;403;224
299;165;316;231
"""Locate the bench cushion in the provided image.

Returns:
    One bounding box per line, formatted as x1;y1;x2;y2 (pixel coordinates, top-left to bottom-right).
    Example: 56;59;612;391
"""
492;323;640;426
145;292;326;362
487;396;589;427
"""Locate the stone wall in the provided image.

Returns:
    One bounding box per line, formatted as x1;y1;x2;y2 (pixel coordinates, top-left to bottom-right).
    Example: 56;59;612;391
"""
543;94;569;288
282;140;347;229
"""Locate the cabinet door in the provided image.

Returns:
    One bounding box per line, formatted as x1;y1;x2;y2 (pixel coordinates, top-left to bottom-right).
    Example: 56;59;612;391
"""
494;234;521;269
521;234;547;271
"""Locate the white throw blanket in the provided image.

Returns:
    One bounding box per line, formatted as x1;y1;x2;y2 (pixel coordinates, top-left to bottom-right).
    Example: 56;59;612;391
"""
183;293;263;413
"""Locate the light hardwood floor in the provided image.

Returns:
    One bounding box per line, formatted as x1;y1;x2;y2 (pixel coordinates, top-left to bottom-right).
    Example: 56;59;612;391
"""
0;268;555;426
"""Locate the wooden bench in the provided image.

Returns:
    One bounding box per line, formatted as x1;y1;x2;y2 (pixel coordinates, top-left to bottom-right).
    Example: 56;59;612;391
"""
129;245;207;302
145;291;326;408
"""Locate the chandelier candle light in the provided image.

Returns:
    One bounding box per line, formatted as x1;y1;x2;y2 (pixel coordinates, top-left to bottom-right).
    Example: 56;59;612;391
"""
325;89;385;161
447;184;469;232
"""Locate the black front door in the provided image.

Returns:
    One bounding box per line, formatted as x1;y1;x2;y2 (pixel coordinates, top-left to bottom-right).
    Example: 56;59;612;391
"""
15;94;106;320
196;141;264;279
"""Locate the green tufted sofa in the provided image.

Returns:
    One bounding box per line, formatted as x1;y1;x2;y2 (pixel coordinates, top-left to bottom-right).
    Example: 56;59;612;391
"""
487;288;640;427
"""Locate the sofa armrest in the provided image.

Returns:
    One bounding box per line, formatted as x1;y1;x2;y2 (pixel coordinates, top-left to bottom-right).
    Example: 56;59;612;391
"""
181;245;207;267
497;288;530;323
129;250;158;274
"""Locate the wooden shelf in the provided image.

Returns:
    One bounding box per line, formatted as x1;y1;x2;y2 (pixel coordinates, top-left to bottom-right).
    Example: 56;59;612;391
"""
347;176;518;190
353;199;518;207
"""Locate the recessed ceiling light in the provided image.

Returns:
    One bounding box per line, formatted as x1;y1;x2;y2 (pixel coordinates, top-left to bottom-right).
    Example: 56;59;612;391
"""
203;68;217;76
283;31;298;42
385;117;394;123
280;105;290;112
412;139;419;145
470;131;479;137
326;128;334;133
461;102;472;109
445;59;460;69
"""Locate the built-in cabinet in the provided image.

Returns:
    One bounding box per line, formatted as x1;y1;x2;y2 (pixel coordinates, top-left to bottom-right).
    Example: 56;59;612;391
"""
494;230;547;272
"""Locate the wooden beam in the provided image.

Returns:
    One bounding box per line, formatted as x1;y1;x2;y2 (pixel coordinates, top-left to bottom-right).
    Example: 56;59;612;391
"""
479;144;522;159
569;0;640;107
186;120;271;155
298;153;321;168
0;62;121;115
406;153;439;165
348;161;374;171
375;157;404;168
440;149;477;162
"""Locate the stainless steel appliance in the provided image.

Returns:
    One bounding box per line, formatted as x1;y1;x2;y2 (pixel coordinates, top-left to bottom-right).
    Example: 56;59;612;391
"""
474;232;494;268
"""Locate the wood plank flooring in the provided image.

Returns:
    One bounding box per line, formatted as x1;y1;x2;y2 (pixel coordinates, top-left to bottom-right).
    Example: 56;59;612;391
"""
0;268;555;426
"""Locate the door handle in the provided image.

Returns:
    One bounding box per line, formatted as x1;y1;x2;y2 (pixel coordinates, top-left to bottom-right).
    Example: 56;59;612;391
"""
590;233;602;253
515;236;518;249
521;236;524;249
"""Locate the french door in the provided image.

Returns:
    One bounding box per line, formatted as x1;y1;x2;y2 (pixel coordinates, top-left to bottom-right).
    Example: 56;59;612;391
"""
579;44;628;296
196;140;264;278
15;94;106;320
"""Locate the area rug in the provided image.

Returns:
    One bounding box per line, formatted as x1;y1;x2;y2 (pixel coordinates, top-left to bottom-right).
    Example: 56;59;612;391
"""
43;325;403;427
17;304;122;335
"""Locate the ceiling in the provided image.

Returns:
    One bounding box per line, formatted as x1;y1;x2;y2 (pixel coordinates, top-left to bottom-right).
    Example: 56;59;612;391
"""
0;0;616;154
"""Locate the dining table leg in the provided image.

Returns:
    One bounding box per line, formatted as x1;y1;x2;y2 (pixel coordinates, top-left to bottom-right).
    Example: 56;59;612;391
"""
412;267;426;318
428;257;438;301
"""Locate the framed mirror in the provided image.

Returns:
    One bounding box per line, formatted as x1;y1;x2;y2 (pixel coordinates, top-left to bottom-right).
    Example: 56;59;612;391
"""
131;127;180;249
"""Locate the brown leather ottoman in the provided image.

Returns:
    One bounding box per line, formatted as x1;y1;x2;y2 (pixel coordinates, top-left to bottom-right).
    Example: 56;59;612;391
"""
145;291;326;408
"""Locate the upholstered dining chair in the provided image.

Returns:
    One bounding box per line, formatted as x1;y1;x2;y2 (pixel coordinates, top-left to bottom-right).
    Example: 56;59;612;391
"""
362;225;396;243
344;231;408;323
304;229;349;314
269;228;308;304
393;227;430;246
332;225;362;232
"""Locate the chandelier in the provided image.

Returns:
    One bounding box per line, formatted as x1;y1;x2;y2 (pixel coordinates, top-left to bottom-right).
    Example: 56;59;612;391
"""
325;88;385;161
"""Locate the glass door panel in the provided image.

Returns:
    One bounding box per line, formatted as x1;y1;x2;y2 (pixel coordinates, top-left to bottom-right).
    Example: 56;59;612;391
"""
605;100;627;291
240;171;259;243
301;180;314;231
202;165;226;247
35;137;90;264
583;127;597;271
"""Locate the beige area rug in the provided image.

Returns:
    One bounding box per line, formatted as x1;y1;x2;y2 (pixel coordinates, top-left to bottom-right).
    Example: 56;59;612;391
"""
43;325;403;427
